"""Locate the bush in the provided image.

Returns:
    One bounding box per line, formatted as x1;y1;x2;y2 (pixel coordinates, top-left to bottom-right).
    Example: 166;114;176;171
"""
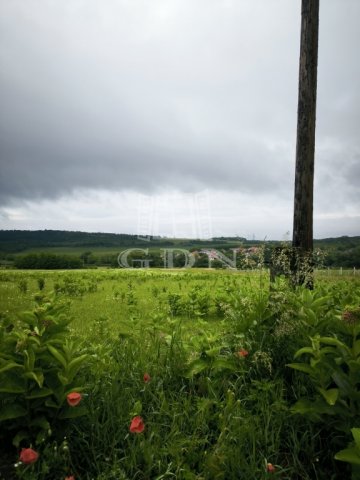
0;295;88;479
15;254;82;270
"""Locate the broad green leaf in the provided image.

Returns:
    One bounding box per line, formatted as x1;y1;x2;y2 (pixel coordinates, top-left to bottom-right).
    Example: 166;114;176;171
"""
309;357;324;371
291;398;336;417
319;347;338;356
213;358;237;372
47;345;67;369
0;403;27;421
286;363;314;375
24;349;35;371
334;356;345;366
305;309;317;324
184;358;209;377
294;347;315;358
67;354;88;370
25;387;53;399
312;295;331;309
0;362;24;375
354;340;360;357
318;388;339;406
0;385;26;394
64;386;84;396
354;323;360;337
318;337;351;354
205;347;221;358
352;428;360;448
12;430;30;448
302;289;313;305
45;398;60;409
335;447;360;465
19;312;37;326
23;371;44;388
348;360;360;374
332;371;353;396
57;372;69;386
28;335;41;346
30;416;50;430
291;398;316;415
0;373;26;393
66;354;88;380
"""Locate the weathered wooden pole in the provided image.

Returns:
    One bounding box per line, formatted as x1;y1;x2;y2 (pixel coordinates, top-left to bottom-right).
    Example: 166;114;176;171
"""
292;0;320;288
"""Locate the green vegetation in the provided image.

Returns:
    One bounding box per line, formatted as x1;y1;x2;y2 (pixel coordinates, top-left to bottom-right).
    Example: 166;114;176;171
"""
0;295;88;456
14;254;82;270
0;268;359;479
1;230;360;268
0;230;245;253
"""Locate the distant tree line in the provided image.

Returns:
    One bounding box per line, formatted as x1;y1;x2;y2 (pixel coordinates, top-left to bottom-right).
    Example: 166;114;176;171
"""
325;247;360;268
11;245;359;271
0;231;359;269
14;254;82;269
0;230;254;253
0;230;177;253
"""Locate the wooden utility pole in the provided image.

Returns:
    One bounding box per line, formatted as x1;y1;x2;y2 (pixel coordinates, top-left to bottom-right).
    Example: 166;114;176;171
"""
292;0;320;288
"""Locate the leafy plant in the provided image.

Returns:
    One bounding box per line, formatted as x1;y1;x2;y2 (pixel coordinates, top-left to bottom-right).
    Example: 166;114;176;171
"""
335;427;360;479
18;279;28;294
1;268;359;479
37;277;45;291
0;295;88;451
288;314;360;478
288;328;360;430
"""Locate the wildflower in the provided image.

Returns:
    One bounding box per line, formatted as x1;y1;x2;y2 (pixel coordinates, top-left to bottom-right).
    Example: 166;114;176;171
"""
65;476;75;480
267;463;276;473
143;373;151;383
342;311;354;324
19;448;39;465
237;348;249;358
341;308;360;325
66;392;82;407
130;416;145;433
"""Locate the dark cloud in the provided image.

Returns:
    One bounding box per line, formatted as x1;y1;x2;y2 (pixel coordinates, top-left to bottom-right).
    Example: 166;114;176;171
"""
0;0;298;203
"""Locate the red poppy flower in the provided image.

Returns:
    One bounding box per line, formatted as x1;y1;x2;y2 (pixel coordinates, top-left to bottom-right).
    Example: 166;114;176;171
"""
267;463;276;473
66;392;82;407
130;416;145;433
65;476;75;480
143;373;151;383
19;448;39;465
237;348;249;358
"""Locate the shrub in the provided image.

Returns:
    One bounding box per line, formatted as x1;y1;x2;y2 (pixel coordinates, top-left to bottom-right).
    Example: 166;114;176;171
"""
0;295;88;478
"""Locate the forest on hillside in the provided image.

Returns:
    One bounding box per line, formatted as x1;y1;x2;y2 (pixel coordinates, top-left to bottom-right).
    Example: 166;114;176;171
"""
0;230;359;268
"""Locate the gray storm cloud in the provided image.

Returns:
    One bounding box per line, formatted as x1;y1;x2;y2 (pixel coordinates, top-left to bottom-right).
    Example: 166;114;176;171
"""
0;0;359;221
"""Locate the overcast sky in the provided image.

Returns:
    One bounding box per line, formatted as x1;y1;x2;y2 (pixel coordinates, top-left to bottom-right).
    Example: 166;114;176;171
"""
0;0;359;239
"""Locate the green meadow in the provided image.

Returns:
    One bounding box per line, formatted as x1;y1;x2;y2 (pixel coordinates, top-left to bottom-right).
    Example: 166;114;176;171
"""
0;268;359;479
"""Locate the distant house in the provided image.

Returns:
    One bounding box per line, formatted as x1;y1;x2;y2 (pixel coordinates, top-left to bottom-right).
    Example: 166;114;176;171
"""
247;246;260;254
199;249;218;260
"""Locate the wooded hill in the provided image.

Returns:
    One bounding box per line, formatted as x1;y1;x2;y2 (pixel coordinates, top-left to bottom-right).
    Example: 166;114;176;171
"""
0;230;248;253
0;230;359;268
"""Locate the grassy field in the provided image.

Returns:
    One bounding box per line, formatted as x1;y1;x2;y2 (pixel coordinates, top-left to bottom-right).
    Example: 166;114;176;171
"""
0;268;360;479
